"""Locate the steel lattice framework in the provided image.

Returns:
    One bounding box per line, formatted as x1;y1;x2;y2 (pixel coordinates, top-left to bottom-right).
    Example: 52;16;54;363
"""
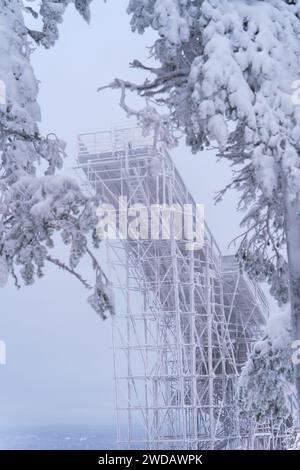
77;122;290;450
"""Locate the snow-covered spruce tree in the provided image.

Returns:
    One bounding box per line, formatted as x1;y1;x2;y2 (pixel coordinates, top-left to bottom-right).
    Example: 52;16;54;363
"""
102;0;300;413
239;309;294;425
0;0;113;318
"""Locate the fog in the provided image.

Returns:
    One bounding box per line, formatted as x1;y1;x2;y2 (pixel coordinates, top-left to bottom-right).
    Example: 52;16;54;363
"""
0;0;246;427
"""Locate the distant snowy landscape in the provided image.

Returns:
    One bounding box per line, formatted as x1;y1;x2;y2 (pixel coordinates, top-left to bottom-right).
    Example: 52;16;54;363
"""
0;425;117;450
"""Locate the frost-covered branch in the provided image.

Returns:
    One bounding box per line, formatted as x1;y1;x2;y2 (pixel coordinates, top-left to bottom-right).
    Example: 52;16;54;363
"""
24;0;94;48
46;255;92;289
0;0;114;319
239;309;295;425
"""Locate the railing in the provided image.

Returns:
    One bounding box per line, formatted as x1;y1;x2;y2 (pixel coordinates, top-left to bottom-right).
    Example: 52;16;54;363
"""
78;125;154;156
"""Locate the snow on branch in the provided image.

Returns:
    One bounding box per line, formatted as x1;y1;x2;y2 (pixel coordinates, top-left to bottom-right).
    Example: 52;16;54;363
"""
24;0;94;48
0;1;114;319
239;308;294;424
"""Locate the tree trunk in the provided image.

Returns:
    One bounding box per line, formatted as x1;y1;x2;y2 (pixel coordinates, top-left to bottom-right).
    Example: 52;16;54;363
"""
284;193;300;420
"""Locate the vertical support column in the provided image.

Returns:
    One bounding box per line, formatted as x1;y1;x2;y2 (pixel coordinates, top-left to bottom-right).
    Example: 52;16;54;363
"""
126;249;132;447
205;242;215;449
108;240;121;449
143;285;150;449
169;171;187;448
189;244;197;447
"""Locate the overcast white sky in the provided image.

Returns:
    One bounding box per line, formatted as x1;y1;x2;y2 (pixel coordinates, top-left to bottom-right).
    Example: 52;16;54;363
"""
0;0;246;428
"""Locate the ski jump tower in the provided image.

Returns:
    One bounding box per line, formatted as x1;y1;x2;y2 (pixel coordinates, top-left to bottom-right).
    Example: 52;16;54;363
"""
77;122;274;450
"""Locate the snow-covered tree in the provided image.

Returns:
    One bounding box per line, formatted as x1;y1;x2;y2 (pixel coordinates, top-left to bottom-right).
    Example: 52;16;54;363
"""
102;0;300;414
239;309;294;424
25;0;93;47
0;0;113;318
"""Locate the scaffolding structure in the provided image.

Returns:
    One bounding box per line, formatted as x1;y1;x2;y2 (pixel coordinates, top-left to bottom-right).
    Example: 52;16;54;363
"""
77;123;286;450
